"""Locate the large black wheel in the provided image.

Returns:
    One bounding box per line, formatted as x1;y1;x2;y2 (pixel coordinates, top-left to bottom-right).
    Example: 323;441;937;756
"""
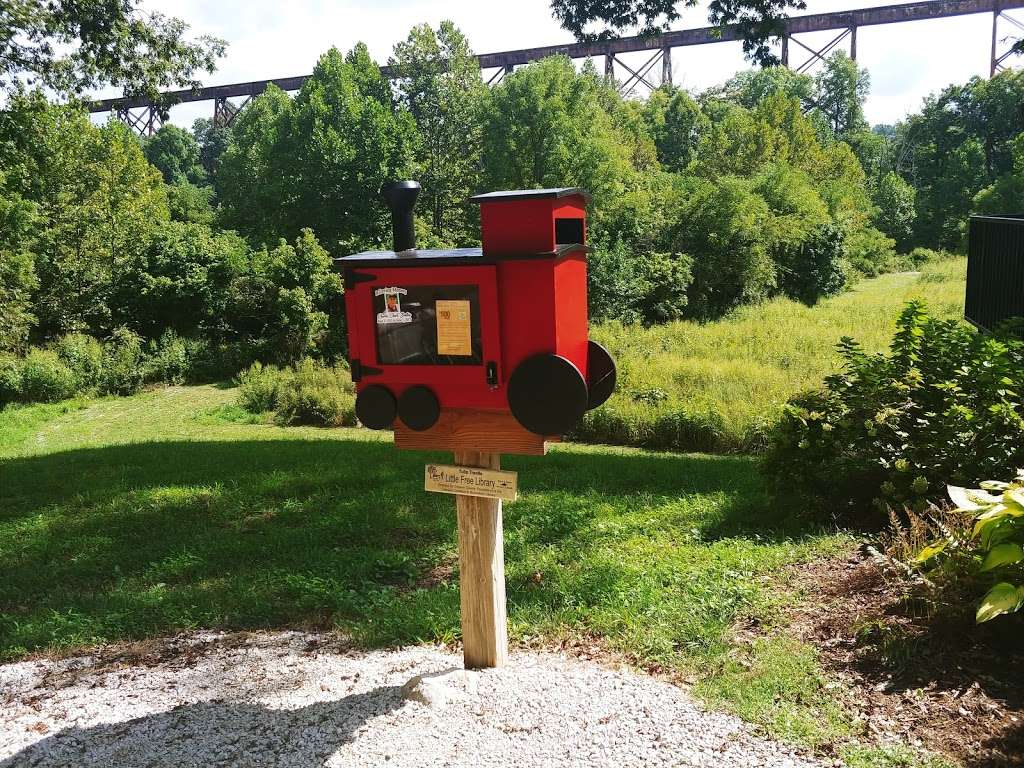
355;385;397;430
586;340;617;410
507;353;588;436
398;385;440;431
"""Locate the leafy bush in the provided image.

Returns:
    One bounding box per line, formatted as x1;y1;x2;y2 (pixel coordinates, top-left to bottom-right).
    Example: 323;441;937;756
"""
0;353;24;405
587;244;693;325
54;333;104;392
764;300;1024;520
275;360;355;427
19;349;78;402
101;327;146;396
236;362;284;413
236;359;355;427
144;330;190;385
913;475;1024;623
777;223;848;305
845;226;897;277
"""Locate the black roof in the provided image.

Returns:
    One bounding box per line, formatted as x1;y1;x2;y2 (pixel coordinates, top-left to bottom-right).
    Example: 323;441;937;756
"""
469;188;591;204
334;244;588;269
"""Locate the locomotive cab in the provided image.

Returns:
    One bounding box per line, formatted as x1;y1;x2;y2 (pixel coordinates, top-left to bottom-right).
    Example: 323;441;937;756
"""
336;181;616;440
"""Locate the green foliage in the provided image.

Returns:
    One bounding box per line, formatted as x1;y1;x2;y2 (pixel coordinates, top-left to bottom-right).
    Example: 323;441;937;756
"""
236;362;284;413
481;56;637;221
643;87;708;171
390;21;484;244
217;45;417;254
913;476;1024;624
236;359;355;427
709;66;814;111
0;354;24;405
776;223;847;306
143;125;207;185
18;349;77;403
166;181;215;224
0;0;224;102
550;0;807;67
587;244;693;324
275;360;356;427
871;171;917;248
813;52;869;140
101;327;147;396
144;330;191;386
972;133;1024;216
764;300;1024;519
54;333;104;392
578;265;966;453
845;226;897;277
901;70;1024;248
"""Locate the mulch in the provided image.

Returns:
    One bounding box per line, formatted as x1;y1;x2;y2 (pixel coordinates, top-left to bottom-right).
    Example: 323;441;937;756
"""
784;548;1024;768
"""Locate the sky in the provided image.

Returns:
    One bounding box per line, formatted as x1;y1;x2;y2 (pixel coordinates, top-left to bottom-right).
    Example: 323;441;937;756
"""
94;0;1023;129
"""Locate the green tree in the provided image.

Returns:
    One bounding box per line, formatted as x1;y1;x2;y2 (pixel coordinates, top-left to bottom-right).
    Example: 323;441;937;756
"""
0;177;39;351
390;21;485;244
709;66;813;110
642;87;708;171
111;221;249;339
973;133;1024;216
871;171;916;248
0;0;224;103
218;45;417;254
899;70;1024;248
812;51;869;140
0;96;169;338
481;56;635;216
192;118;231;177
143;124;206;185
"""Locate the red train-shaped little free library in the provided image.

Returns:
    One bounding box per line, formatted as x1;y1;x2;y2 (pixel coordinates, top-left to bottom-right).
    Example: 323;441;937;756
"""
336;181;616;451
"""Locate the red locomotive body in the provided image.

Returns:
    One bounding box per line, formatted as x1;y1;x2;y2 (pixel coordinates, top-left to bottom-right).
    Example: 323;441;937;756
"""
336;182;615;445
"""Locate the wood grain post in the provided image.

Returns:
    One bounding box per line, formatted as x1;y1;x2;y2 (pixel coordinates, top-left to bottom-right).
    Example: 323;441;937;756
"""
453;450;508;669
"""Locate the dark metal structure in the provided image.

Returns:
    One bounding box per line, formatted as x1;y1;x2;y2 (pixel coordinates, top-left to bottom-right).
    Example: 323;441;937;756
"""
91;0;1024;134
966;215;1024;330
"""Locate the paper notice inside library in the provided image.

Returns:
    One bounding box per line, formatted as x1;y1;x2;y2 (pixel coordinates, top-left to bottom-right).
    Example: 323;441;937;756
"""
435;300;472;356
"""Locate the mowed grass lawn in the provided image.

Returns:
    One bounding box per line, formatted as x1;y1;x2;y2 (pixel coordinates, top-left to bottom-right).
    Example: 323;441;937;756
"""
1;385;858;751
582;258;968;452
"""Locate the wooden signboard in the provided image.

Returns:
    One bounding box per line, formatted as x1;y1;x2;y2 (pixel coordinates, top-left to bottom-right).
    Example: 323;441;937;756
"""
425;463;518;501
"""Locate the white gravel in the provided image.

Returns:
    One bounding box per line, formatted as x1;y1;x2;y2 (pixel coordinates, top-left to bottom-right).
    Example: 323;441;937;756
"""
0;631;833;768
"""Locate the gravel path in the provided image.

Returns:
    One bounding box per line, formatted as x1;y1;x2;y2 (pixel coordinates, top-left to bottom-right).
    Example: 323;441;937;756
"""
0;631;833;768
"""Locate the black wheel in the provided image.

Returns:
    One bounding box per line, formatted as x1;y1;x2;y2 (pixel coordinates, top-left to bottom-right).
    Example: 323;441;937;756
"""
586;340;616;410
355;385;396;430
507;353;588;436
398;385;440;431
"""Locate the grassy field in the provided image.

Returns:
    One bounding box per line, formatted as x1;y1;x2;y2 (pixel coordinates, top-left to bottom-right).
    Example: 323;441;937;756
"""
582;258;967;453
0;385;867;748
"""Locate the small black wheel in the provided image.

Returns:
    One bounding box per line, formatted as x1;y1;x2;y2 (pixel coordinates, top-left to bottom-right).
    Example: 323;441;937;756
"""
507;353;588;436
398;385;440;431
586;340;616;410
355;385;396;430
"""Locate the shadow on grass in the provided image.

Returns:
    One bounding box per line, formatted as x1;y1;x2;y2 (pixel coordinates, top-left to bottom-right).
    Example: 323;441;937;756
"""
0;438;815;660
1;685;404;768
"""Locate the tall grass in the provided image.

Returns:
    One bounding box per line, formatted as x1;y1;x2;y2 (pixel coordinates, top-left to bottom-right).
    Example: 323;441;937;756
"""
577;259;967;453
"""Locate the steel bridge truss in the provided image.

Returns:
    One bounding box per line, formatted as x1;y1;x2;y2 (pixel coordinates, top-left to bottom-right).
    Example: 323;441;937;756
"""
95;0;1024;135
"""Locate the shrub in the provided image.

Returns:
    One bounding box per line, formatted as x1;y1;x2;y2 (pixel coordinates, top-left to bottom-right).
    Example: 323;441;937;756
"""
0;353;24;405
777;223;848;306
913;475;1024;624
185;338;260;383
101;327;147;396
763;300;1024;521
275;360;355;427
144;330;190;385
236;362;284;413
845;226;897;277
54;333;104;392
19;349;78;402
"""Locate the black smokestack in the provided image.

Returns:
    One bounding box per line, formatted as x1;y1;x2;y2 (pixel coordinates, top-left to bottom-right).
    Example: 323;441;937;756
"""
381;180;420;253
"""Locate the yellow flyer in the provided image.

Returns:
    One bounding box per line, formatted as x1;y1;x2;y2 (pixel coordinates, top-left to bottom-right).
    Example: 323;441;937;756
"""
435;300;472;356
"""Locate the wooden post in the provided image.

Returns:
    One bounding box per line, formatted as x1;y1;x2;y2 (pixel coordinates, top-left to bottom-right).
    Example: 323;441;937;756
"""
453;450;508;668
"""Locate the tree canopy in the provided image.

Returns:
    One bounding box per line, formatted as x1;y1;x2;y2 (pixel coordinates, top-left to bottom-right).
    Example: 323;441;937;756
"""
0;0;224;103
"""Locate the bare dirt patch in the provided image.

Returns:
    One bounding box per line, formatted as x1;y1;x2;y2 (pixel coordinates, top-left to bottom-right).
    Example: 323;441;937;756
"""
784;548;1024;767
